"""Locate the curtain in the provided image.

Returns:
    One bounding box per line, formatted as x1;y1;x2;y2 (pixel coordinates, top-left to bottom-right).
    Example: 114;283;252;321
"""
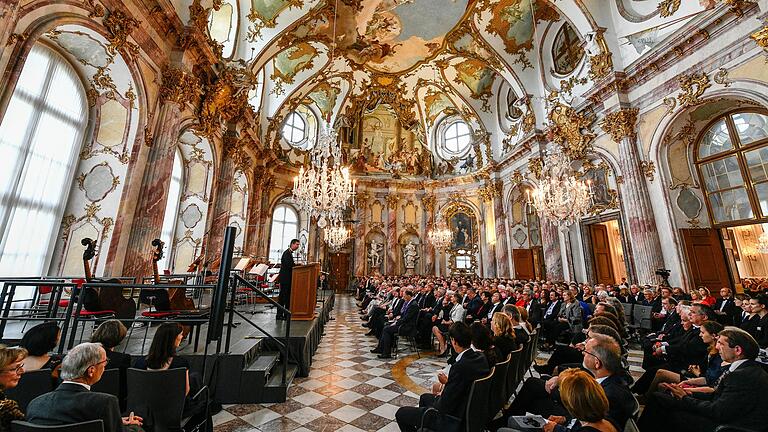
0;44;88;276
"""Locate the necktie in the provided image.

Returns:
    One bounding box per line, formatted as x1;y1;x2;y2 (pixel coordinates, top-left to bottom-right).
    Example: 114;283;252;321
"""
713;368;731;389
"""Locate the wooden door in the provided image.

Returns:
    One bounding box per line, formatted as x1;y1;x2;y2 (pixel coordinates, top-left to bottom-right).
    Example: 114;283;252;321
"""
680;228;732;290
329;253;350;293
590;224;615;285
533;246;545;280
513;249;535;280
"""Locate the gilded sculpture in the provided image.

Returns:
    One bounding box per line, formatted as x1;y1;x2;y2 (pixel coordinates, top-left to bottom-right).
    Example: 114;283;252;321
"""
677;72;711;108
547;102;595;161
600;108;639;143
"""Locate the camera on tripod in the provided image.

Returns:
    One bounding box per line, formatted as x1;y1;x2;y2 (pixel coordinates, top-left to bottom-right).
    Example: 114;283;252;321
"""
655;268;671;286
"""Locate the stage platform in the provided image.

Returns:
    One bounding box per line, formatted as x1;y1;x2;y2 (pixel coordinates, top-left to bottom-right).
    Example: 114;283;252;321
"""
0;291;335;404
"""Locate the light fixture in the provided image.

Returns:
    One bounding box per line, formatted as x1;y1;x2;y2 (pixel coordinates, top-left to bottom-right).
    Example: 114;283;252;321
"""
324;220;351;252
292;0;355;226
526;149;594;226
428;218;453;250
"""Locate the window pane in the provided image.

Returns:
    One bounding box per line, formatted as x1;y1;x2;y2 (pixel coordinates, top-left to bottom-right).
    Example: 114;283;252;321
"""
709;187;753;223
282;112;306;144
745;145;768;182
755;182;768;217
698;119;733;159
732;112;768;146
700;156;743;192
158;150;183;271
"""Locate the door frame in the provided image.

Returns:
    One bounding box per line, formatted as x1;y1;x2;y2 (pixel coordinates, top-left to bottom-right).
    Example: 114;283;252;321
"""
580;212;633;284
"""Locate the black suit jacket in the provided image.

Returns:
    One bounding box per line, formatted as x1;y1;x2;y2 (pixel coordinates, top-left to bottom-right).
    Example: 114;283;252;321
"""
715;298;739;324
543;300;561;321
419;293;436;310
394;300;420;335
665;326;708;370
601;374;636;428
526;301;543;327
659;311;681;336
278;248;295;289
26;383;124;432
434;349;490;418
677;360;768;430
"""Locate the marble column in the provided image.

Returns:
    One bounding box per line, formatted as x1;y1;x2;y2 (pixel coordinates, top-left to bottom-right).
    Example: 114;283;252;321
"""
541;219;564;281
245;168;266;255
123;67;198;277
0;0;21;101
256;178;274;258
205;132;241;257
386;193;399;275
354;193;369;276
602;108;664;284
421;194;436;276
492;188;510;278
480;196;497;278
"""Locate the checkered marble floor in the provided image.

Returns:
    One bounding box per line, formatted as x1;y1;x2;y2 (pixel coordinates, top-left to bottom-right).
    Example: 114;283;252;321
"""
212;296;428;432
212;297;647;432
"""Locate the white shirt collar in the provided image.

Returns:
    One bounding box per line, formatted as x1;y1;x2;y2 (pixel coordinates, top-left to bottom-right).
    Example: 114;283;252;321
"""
729;359;748;373
455;349;467;363
62;381;91;391
595;376;608;384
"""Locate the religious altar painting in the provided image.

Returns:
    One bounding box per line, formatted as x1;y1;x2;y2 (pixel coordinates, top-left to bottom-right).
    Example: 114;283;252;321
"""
485;0;559;55
582;161;619;214
333;0;472;73
443;202;478;251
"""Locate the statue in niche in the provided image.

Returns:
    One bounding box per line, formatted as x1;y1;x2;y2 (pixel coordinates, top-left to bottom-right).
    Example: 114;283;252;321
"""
403;241;419;273
368;240;383;271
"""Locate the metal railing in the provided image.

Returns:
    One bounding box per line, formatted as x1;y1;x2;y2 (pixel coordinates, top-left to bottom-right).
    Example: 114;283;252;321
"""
228;274;290;386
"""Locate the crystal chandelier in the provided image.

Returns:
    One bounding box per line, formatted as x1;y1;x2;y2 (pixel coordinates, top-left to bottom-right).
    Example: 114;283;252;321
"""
527;150;593;227
324;221;351;252
428;218;453;250
757;232;768;254
292;122;356;226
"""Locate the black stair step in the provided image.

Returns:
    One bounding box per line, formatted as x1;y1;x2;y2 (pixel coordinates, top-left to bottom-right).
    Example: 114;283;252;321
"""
246;352;279;372
262;363;298;403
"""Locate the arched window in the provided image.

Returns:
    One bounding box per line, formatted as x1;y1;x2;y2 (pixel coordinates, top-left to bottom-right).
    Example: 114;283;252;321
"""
552;23;584;75
442;120;472;156
0;44;88;275
695;111;768;225
158;148;184;271
506;89;522;121
282;112;307;144
268;204;299;263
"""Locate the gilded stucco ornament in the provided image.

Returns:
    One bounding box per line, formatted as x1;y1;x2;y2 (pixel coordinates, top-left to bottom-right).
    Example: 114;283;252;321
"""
600;108;639;143
422;194;436;213
547;103;596;161
196;65;258;138
751;26;768;59
713;68;732;87
103;9;139;56
160;67;201;106
677;72;711;108
641;161;656;182
586;30;613;80
528;157;543;180
386;194;400;209
657;0;681;17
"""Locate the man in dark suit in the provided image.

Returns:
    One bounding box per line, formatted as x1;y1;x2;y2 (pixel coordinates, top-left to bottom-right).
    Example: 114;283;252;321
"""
26;342;143;432
500;333;634;430
277;238;300;320
373;289;419;358
395;322;490;431
714;287;738;326
639;327;768;431
523;290;542;328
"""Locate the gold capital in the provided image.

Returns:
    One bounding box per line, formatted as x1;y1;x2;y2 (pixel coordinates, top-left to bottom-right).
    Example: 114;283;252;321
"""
600;108;639;143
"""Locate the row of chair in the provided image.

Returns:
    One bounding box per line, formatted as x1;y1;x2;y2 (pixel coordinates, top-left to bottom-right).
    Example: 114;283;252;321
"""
5;368;207;432
419;331;540;432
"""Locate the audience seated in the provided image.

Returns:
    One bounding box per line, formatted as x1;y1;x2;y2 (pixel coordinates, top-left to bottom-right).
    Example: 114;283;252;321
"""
395;322;489;432
25;342;143;432
534;320;623;377
19;322;63;375
697;287;716;307
638;327;768;432
501;333;634;430
713;287;738;326
470;322;497;368
416;288;445;349
644;320;724;398
371;288;419;359
91;320;131;409
543;291;582;349
741;295;768;348
432;293;465;357
0;345;27;431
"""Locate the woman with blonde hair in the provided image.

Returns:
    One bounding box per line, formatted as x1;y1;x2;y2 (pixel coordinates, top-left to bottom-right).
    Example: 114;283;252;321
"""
0;345;27;431
491;312;518;360
545;368;618;432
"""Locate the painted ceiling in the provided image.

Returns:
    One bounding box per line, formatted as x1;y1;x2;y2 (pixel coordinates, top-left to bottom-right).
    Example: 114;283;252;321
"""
190;0;715;178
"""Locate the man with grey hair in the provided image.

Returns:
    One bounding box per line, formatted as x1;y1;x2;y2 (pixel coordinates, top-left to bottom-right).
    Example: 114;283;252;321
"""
26;342;143;432
500;333;634;430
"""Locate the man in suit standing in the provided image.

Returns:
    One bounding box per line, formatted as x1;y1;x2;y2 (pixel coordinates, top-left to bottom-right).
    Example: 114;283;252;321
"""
639;327;768;431
714;287;738;326
373;289;419;359
395;322;489;431
26;342;143;432
277;239;300;320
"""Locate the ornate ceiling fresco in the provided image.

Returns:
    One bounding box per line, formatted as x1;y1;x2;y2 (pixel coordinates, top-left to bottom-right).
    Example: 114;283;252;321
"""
180;0;727;180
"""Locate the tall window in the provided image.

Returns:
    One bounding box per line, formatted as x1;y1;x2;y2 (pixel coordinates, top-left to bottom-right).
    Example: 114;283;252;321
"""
443;120;472;155
695;111;768;225
268;204;299;263
552;23;584;75
158;149;183;271
0;44;88;276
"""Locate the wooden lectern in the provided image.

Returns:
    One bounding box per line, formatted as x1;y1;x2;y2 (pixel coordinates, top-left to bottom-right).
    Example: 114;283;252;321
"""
290;262;319;320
